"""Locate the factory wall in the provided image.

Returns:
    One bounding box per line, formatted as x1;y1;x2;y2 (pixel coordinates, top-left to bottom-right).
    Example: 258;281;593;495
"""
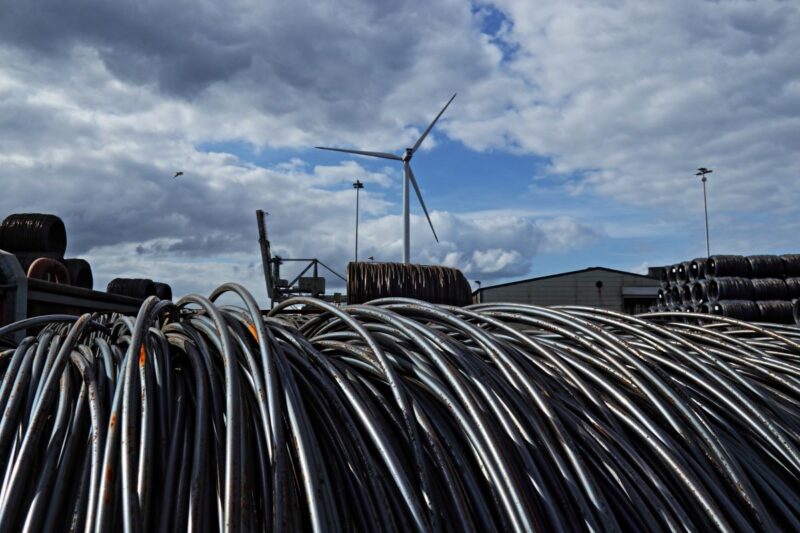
477;267;660;313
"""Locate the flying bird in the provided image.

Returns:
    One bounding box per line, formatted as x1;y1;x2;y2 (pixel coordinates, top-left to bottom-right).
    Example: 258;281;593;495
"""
173;171;184;178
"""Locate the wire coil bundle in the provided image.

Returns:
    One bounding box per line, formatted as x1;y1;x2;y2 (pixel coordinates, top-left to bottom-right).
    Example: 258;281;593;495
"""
0;213;94;289
656;254;800;324
346;262;471;306
1;286;800;532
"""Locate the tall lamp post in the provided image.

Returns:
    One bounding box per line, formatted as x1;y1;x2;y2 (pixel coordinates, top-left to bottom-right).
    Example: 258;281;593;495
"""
353;180;364;263
695;167;712;257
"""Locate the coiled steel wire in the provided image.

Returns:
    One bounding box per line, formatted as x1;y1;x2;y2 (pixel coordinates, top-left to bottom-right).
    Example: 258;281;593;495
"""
706;255;751;279
751;279;789;301
691;280;709;305
64;258;94;290
689;258;706;282
0;213;68;255
711;300;761;321
709;277;755;302
676;262;692;285
755;300;796;324
107;277;157;299
783;255;800;277
1;285;800;531
746;255;785;279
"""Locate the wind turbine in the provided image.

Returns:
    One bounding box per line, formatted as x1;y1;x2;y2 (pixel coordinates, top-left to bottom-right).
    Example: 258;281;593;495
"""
317;93;456;264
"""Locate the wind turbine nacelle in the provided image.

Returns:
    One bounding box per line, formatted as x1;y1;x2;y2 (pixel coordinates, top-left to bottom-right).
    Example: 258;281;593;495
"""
402;148;413;161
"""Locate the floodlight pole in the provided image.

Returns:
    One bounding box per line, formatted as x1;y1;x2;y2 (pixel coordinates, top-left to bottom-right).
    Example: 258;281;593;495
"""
696;168;713;257
353;180;364;263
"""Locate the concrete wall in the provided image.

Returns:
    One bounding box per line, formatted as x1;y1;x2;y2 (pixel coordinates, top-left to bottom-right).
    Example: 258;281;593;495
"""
479;269;660;312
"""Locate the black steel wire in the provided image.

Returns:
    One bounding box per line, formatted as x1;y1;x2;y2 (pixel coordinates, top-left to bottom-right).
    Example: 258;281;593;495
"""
1;284;800;531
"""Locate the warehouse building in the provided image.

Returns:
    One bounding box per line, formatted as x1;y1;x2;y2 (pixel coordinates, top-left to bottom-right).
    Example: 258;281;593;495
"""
474;267;660;313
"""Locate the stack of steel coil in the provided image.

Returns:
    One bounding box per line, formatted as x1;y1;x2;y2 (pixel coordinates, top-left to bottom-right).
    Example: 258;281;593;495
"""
655;254;800;324
347;262;472;306
1;285;800;531
0;213;93;289
106;278;174;302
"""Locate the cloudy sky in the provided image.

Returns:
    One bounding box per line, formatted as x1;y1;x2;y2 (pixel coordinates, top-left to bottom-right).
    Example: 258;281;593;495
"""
1;0;798;304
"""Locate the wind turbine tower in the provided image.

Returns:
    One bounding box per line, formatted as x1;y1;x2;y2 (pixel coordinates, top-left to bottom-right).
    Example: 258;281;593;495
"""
317;94;456;264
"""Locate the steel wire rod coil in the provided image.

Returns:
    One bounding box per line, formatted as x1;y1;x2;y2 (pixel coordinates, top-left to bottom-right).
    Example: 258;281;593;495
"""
1;285;800;531
706;255;751;279
746;255;785;279
688;258;706;282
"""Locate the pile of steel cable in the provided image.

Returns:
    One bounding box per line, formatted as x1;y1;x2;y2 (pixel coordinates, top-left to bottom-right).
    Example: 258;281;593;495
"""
655;254;800;325
2;284;800;532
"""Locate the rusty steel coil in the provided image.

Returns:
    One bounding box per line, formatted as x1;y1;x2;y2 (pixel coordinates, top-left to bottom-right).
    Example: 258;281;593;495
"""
1;286;800;531
26;257;70;284
346;262;471;306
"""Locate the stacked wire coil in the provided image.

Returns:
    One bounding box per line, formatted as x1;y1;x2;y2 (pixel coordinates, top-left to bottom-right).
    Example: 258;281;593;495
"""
655;254;800;324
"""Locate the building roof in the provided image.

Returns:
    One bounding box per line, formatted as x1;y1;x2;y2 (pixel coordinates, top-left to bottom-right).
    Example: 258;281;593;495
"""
474;266;657;295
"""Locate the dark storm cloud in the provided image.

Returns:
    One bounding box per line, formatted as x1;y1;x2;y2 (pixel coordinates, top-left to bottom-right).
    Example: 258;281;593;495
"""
0;0;466;129
0;1;253;97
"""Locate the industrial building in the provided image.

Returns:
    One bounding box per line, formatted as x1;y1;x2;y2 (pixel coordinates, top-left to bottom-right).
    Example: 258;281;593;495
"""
473;266;660;313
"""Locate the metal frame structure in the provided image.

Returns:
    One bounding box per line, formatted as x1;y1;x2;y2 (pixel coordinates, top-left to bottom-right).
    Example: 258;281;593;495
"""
256;209;345;307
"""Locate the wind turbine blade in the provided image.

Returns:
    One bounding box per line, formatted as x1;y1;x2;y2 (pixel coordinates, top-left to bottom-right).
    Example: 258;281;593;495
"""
315;146;402;161
406;164;439;243
411;93;456;154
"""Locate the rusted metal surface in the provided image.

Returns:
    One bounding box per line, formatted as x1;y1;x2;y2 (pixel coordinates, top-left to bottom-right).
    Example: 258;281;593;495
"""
26;257;70;284
1;286;800;530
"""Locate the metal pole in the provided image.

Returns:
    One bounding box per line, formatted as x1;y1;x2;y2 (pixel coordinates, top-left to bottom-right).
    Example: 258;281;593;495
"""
403;164;410;264
255;210;273;306
696;168;712;258
353;180;364;263
702;177;710;257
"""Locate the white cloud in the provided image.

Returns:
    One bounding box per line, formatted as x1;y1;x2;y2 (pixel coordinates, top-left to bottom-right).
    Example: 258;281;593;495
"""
2;0;798;303
454;0;800;217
